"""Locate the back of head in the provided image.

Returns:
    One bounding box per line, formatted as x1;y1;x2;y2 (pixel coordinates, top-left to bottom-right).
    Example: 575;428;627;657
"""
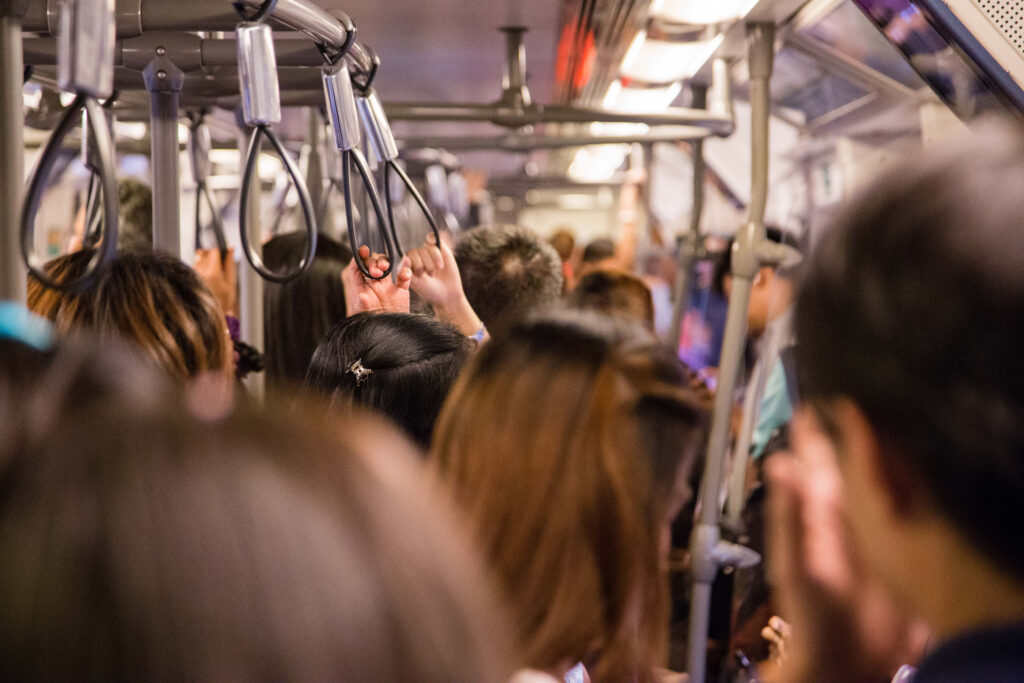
305;312;471;449
454;224;563;331
116;178;154;253
566;268;655;329
0;337;514;681
548;229;576;262
27;249;231;380
431;309;707;681
713;225;800;296
581;238;616;265
795;123;1024;580
263;232;351;388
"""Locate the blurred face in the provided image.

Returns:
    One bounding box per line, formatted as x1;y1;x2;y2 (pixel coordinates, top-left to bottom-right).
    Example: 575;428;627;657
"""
723;267;774;338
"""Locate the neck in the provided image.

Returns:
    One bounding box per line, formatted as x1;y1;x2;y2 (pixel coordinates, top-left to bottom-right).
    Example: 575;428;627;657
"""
908;525;1024;645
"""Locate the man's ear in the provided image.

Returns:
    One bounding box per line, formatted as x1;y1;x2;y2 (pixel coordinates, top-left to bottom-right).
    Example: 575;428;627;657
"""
831;399;919;518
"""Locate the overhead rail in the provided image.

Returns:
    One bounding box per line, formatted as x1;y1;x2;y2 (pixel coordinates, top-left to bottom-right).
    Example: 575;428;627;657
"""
20;0;119;291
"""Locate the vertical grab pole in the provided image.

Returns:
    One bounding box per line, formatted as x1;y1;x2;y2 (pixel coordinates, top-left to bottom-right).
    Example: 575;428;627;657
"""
668;83;707;348
0;0;29;303
686;24;774;683
143;56;185;257
237;127;265;400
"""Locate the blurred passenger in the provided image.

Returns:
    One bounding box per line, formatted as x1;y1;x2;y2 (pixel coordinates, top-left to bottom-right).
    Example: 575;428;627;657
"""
580;238;616;273
432;310;707;681
768;126;1024;682
263;231;351;388
565;268;655;330
548;228;577;292
306;312;471;449
69;178;154;253
714;227;801;459
28;248;232;382
454;224;563;332
0;339;515;681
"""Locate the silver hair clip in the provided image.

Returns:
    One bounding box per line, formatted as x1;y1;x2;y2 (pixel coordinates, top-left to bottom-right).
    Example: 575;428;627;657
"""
347;359;373;386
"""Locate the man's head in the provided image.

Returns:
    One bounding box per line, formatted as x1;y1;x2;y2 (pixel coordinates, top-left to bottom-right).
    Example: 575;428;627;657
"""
454;224;563;331
715;227;800;337
795;125;1024;605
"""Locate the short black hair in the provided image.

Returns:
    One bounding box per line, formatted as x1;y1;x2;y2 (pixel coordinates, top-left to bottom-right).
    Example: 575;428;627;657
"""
581;238;615;264
305;312;471;449
454;225;563;331
795;124;1024;578
712;226;800;296
263;232;351;389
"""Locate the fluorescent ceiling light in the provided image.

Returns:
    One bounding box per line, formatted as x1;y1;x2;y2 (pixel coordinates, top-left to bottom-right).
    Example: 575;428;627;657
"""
620;33;724;82
652;0;758;25
568;144;630;182
604;80;683;112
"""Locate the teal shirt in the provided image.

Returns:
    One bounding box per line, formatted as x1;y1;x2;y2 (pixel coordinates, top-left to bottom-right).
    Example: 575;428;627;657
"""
751;358;792;459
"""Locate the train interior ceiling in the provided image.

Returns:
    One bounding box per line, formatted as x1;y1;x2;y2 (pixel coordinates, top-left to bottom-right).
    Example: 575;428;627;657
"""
16;0;1024;255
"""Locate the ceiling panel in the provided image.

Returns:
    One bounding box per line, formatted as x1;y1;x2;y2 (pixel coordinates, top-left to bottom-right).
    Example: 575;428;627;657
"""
322;0;562;104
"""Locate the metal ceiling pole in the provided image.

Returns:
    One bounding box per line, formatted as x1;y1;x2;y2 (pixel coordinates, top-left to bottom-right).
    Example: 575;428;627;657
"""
237;126;265;401
668;83;707;348
0;0;29;303
143;52;185;257
686;24;775;683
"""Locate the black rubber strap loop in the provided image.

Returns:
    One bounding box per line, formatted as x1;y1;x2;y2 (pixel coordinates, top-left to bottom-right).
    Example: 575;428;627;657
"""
316;11;356;65
342;148;396;280
351;45;380;93
82;172;104;249
190;114;229;259
21;94;118;292
383;160;442;260
238;125;318;283
233;0;278;23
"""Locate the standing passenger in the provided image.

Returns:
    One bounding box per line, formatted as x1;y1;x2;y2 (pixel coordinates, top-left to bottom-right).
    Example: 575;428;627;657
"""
432;310;707;682
767;125;1024;682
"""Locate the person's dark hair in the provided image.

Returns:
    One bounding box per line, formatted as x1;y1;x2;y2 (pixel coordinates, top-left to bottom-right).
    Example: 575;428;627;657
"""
432;309;707;681
27;248;232;380
712;226;800;296
116;178;153;252
263;231;351;388
0;337;515;681
454;224;563;331
566;268;655;328
305;312;471;449
795;124;1024;578
582;237;616;264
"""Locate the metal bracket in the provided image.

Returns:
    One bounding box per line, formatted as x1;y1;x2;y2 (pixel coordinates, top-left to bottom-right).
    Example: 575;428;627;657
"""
142;55;185;93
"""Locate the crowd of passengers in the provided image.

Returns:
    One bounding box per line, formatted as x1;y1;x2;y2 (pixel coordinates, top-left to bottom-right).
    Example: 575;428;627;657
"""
2;126;1024;682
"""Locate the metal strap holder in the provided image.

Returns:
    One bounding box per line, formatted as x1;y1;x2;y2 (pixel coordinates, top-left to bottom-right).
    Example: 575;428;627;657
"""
236;19;318;283
189;111;228;257
357;88;441;258
21;0;118;291
323;60;394;279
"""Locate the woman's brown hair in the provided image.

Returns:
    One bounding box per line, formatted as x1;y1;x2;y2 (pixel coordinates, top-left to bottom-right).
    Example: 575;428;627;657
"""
28;249;231;380
431;309;707;681
0;337;516;680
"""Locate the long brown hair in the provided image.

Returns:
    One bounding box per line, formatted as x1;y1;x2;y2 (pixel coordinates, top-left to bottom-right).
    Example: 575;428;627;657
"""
28;249;231;380
431;310;707;681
